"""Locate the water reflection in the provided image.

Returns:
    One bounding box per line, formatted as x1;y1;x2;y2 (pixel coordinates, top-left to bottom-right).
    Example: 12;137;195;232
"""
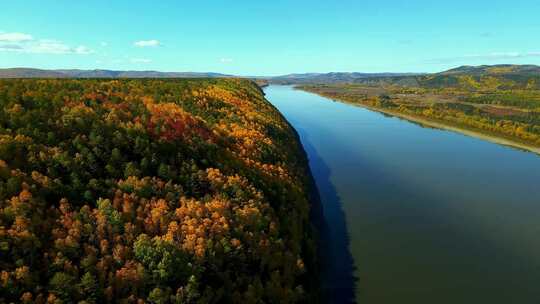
298;129;357;303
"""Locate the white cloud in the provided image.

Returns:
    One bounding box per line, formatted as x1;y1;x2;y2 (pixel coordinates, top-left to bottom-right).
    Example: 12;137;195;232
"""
428;51;540;64
462;52;532;59
134;40;160;47
0;32;33;42
131;58;152;63
100;42;108;47
29;40;72;54
0;32;93;55
74;46;93;54
220;58;233;63
0;44;24;50
8;40;93;54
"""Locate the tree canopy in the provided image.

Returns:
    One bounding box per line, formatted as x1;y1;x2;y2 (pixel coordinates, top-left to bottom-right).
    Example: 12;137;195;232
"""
0;78;318;303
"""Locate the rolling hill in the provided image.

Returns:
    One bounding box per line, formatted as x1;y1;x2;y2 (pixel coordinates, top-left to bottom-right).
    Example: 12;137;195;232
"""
282;65;540;89
265;65;540;88
2;65;539;90
0;68;232;78
415;64;540;90
268;72;420;84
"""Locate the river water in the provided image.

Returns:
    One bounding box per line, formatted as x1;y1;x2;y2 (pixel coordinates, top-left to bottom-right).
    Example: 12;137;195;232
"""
264;85;540;304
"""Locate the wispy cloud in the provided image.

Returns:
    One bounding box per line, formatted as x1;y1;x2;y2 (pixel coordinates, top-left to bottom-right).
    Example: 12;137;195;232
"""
0;32;33;42
100;42;108;47
73;45;93;54
480;32;494;38
0;44;24;50
131;58;152;63
0;32;93;54
397;39;413;45
220;58;233;63
134;40;160;47
427;51;540;64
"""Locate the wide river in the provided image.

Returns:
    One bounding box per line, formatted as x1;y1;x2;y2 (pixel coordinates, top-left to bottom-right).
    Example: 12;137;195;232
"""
264;85;540;304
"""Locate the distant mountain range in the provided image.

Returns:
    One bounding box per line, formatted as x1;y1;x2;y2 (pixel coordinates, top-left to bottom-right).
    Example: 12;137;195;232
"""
440;64;540;76
1;65;539;89
275;65;540;89
0;68;420;83
267;72;421;84
412;64;540;90
267;65;540;87
0;68;232;78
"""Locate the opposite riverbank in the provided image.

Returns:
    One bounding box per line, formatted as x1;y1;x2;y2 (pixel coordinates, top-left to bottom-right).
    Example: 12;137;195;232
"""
297;87;540;156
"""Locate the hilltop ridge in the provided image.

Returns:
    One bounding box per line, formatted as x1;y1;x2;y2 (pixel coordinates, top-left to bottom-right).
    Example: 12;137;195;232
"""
1;65;539;90
0;68;232;78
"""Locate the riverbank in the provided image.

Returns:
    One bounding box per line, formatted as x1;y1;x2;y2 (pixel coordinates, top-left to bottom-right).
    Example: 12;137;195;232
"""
297;87;540;156
263;88;326;303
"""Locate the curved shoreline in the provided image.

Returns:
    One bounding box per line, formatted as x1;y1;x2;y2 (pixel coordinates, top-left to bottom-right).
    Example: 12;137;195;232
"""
261;85;327;303
298;88;540;156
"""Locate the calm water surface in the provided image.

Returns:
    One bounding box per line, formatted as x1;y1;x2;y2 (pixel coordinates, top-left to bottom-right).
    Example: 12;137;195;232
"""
264;85;540;304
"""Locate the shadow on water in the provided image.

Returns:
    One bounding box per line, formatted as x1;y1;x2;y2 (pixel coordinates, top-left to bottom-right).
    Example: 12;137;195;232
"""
297;128;358;304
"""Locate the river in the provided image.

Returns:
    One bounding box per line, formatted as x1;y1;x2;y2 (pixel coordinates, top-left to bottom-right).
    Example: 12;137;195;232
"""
264;85;540;304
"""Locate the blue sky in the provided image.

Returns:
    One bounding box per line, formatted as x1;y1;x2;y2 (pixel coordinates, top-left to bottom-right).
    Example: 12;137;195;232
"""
1;0;539;75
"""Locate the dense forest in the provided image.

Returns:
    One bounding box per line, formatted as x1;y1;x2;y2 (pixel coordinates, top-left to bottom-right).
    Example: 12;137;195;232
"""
298;65;540;148
0;78;320;303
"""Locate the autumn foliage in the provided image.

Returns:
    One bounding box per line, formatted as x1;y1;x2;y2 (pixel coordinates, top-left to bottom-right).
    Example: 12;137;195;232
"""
0;79;317;303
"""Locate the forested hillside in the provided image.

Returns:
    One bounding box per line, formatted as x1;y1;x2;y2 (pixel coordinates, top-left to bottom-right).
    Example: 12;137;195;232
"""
0;78;319;303
415;65;540;90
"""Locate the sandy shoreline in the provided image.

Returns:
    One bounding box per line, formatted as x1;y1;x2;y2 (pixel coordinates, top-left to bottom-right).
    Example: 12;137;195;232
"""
298;88;540;156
